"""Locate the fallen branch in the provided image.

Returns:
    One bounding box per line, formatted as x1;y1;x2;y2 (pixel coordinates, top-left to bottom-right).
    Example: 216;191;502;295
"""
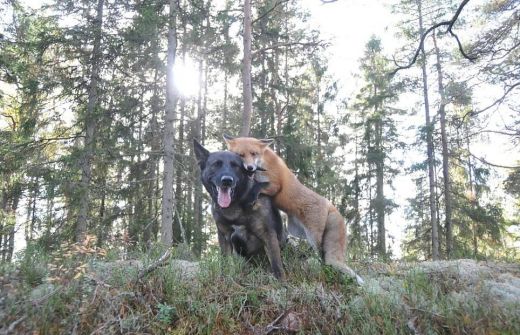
264;311;287;334
137;248;173;280
0;315;27;335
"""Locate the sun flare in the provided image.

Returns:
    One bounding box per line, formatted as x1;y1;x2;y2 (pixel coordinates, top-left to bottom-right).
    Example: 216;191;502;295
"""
173;56;200;97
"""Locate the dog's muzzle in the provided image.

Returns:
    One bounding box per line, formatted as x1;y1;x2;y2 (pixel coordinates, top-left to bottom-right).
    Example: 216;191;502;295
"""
221;176;233;186
217;176;234;208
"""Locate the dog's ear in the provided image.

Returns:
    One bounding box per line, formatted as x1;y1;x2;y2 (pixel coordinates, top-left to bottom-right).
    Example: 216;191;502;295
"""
259;138;274;147
223;134;235;144
193;139;209;169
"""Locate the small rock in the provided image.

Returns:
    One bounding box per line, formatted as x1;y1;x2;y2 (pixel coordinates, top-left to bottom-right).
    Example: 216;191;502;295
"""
280;312;301;333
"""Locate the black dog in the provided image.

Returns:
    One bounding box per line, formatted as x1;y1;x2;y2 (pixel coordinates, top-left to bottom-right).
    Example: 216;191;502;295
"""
194;139;286;279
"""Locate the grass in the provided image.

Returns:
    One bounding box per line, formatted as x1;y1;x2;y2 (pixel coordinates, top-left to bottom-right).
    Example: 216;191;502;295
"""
1;240;519;334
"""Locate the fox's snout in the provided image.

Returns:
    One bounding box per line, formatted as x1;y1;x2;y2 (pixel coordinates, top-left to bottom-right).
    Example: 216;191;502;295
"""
244;164;256;172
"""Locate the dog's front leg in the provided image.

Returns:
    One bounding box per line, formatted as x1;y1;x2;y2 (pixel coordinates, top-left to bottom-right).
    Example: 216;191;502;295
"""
216;222;233;256
264;231;285;280
251;225;285;280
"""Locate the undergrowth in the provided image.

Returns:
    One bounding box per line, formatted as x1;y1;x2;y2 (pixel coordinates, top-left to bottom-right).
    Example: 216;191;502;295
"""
0;239;519;334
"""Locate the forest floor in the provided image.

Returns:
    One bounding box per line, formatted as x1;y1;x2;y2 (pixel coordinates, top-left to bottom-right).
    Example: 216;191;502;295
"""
1;240;519;334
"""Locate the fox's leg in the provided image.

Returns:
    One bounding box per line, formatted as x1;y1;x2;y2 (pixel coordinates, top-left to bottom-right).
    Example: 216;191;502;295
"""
297;208;328;252
259;182;280;197
322;209;364;285
254;171;280;196
287;215;306;239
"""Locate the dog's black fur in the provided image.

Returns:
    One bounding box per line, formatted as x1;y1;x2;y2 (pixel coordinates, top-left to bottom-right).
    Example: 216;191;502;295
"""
193;139;286;279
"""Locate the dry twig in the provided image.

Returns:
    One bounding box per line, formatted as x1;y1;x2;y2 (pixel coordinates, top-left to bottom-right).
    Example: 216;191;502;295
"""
137;248;173;280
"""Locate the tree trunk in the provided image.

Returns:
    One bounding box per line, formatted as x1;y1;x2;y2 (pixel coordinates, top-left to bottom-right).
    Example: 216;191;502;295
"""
352;118;362;258
240;0;253;136
418;0;440;260
192;59;204;255
0;188;7;261
76;0;104;242
146;63;161;245
161;0;179;247
375;117;386;259
367;132;374;257
432;31;453;258
465;122;478;258
222;69;229;147
25;176;38;242
6;183;21;262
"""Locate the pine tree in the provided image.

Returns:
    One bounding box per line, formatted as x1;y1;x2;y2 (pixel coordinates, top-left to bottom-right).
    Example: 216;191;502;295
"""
351;36;404;259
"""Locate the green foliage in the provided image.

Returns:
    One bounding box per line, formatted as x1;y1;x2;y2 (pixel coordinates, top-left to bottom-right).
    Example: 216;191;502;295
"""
505;167;520;202
156;303;178;325
17;243;50;287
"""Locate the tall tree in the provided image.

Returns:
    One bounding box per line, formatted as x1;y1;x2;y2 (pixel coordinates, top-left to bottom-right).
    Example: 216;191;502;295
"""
161;0;179;247
240;0;253;136
417;0;440;260
432;30;453;258
76;0;105;242
351;36;403;259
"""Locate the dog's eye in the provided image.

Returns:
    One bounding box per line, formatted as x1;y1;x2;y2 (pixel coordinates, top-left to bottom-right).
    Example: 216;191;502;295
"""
230;161;240;169
211;160;222;168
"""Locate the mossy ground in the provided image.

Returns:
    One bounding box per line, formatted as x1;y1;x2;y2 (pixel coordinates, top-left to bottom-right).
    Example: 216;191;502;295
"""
1;241;519;334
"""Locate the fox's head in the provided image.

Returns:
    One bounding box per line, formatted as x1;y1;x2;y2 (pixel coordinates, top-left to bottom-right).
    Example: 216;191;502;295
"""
223;134;274;172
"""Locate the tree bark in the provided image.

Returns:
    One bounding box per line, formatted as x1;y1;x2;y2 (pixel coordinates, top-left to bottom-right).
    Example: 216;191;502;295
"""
432;31;453;258
192;59;204;255
76;0;104;242
375;116;386;258
0;187;7;261
418;0;440;260
465;122;478;258
161;0;179;247
240;0;253;136
174;81;185;244
222;69;229;147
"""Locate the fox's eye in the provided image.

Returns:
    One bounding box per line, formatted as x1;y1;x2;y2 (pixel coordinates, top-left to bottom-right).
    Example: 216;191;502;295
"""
239;153;245;158
250;152;257;156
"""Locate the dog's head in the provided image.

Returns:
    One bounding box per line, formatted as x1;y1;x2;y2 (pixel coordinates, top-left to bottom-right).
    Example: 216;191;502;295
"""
194;139;250;208
223;134;274;172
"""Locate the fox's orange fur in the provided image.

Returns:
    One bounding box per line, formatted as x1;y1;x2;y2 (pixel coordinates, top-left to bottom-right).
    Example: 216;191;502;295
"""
225;136;363;284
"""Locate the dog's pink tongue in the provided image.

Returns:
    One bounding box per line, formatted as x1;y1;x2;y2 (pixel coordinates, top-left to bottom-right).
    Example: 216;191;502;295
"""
217;188;231;208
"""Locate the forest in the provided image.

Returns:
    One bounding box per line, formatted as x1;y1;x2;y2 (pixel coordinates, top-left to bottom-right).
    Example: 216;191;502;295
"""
0;0;519;333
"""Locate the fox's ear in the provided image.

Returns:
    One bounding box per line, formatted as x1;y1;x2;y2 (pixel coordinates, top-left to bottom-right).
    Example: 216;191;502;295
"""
193;139;209;169
223;134;235;145
259;138;274;147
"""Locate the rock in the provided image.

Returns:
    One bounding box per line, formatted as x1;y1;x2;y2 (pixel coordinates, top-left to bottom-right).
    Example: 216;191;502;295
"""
29;282;57;302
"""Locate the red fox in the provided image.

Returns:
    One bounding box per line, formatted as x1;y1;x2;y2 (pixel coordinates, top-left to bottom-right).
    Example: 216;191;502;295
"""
224;135;363;284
